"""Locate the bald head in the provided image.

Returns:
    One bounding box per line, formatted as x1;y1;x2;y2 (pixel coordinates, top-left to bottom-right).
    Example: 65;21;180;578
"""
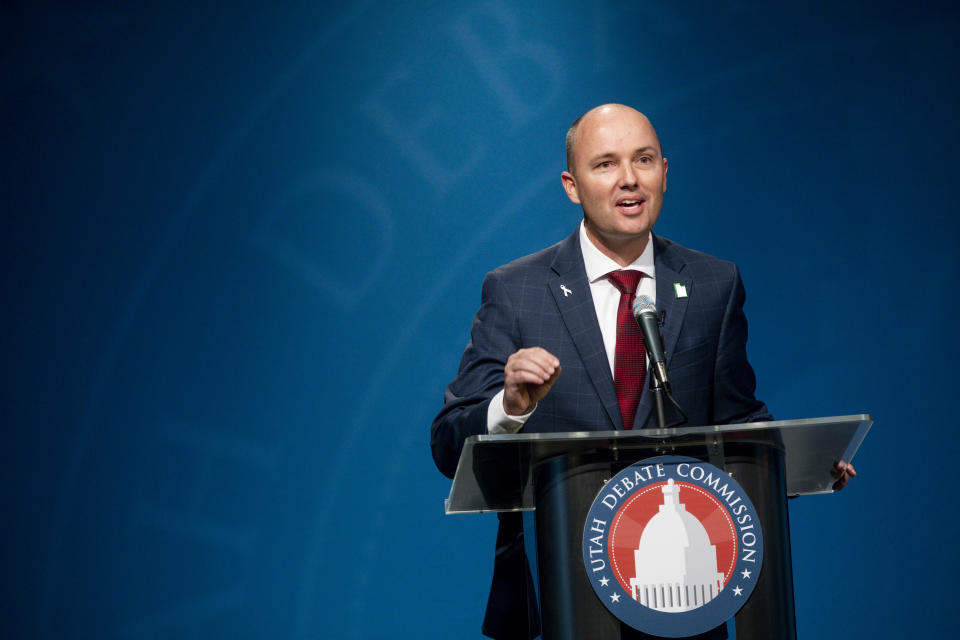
559;103;668;265
565;104;663;173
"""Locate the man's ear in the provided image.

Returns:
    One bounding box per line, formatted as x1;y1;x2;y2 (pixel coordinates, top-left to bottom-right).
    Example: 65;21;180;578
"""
561;171;580;204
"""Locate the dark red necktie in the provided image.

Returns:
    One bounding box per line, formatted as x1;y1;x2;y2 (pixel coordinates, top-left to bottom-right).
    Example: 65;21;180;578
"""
607;270;646;430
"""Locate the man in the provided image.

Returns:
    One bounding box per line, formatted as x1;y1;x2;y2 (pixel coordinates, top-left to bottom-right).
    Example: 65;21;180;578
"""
431;104;853;639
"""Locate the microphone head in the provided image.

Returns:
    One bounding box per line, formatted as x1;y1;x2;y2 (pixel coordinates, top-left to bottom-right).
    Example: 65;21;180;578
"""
632;295;656;318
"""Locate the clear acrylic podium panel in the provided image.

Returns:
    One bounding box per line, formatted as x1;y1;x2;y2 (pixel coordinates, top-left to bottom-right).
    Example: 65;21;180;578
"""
445;414;872;514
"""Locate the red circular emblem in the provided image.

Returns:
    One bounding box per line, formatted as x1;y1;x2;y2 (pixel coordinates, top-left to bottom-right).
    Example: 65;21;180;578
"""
607;480;737;596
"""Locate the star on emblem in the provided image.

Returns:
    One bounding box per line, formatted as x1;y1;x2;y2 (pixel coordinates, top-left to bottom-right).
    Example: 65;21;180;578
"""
599;576;610;587
610;593;621;603
733;586;743;596
740;569;752;579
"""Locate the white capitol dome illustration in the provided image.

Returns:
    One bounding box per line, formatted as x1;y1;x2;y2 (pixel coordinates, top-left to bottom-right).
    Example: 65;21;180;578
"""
629;479;725;611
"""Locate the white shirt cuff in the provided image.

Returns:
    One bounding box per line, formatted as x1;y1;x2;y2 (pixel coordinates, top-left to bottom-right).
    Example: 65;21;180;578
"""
487;388;536;434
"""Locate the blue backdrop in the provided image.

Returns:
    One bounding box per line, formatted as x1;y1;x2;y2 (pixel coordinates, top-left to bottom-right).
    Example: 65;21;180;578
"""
5;1;958;638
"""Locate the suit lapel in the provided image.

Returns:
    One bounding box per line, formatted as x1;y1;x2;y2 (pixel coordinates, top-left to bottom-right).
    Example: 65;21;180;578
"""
549;231;623;430
635;234;691;428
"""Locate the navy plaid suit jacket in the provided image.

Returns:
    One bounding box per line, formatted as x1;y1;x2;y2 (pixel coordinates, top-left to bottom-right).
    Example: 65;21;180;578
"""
431;228;771;639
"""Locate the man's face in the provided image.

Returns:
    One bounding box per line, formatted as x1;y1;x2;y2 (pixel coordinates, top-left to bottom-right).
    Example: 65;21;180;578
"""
561;107;667;255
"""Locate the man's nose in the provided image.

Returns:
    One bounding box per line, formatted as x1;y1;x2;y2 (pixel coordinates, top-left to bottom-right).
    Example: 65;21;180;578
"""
619;163;638;188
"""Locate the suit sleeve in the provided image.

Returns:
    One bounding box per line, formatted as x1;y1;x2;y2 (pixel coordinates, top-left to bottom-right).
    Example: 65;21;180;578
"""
431;269;520;478
712;266;773;424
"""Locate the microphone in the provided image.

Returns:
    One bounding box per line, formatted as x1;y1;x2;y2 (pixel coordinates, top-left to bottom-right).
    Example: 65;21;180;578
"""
632;295;669;387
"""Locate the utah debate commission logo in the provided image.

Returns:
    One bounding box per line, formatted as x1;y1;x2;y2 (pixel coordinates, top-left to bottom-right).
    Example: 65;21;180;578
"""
582;456;763;637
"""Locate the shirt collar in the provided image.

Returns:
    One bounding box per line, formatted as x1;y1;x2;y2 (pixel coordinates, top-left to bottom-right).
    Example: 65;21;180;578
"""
578;221;656;283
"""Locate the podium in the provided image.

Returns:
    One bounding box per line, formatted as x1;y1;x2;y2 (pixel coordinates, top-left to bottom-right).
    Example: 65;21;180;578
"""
445;415;872;640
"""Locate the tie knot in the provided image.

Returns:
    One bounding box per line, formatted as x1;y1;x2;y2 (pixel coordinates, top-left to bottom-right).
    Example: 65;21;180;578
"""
607;269;644;295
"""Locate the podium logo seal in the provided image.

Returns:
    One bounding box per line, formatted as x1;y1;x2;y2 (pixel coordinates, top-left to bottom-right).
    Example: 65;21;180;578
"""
582;455;763;637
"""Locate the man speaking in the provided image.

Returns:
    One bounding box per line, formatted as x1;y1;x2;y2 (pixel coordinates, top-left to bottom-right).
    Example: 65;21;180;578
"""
431;104;823;639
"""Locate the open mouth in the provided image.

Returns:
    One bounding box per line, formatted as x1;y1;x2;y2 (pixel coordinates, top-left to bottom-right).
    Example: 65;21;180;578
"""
616;197;645;212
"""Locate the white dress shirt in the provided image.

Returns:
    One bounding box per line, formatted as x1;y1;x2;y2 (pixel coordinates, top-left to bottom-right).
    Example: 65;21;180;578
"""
487;222;656;433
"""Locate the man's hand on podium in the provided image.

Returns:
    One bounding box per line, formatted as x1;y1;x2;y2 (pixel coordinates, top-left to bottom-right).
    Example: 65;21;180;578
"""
831;460;857;491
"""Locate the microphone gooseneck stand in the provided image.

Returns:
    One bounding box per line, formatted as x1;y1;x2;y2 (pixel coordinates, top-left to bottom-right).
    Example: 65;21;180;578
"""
649;364;689;429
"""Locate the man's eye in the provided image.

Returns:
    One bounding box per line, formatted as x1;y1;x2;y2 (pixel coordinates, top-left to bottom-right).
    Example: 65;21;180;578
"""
638;156;651;164
597;161;613;168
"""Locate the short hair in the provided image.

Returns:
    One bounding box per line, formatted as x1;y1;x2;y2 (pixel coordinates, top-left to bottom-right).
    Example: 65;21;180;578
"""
565;113;586;172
